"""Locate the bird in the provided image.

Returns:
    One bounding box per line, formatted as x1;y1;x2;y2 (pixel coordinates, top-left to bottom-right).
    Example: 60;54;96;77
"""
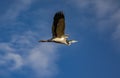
39;11;77;46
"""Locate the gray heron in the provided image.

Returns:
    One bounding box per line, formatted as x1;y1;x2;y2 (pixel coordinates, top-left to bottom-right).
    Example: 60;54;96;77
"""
39;11;77;45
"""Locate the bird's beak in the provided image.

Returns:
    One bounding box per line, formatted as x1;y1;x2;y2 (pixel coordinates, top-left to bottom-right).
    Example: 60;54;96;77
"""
71;40;78;43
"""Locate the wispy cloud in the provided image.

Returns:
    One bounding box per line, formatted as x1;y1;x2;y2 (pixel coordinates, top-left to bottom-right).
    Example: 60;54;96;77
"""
0;30;59;78
0;43;15;52
28;43;58;77
0;1;60;77
1;0;33;21
93;0;118;18
70;0;119;17
3;53;23;70
0;0;61;78
70;0;120;49
112;24;120;47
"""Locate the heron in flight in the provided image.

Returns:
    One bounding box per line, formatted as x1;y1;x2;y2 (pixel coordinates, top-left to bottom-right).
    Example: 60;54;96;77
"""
39;11;77;45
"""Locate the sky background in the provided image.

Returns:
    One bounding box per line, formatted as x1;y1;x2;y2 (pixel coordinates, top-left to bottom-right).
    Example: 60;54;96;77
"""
0;0;120;78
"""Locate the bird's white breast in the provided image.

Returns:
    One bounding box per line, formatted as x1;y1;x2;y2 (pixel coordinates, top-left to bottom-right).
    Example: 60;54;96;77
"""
53;37;65;41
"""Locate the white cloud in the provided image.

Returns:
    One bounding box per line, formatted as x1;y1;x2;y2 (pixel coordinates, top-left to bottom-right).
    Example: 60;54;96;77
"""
70;0;120;50
0;31;59;78
71;0;119;17
111;9;120;41
93;0;118;18
0;0;61;78
70;0;92;8
0;0;34;23
27;43;58;77
111;9;120;23
71;0;119;32
112;25;120;42
4;53;23;70
0;43;15;52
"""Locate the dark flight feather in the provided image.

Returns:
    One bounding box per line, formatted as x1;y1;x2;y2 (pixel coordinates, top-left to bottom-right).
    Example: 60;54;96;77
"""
52;11;65;38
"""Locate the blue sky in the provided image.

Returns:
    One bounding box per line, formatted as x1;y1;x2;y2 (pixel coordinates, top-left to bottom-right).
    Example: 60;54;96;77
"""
0;0;120;78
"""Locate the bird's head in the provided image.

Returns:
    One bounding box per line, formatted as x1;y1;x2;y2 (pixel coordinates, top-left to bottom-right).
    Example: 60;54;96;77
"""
66;40;78;46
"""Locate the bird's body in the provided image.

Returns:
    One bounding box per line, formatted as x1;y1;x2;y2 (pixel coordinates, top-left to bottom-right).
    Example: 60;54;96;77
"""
40;36;68;45
39;11;77;46
52;36;68;44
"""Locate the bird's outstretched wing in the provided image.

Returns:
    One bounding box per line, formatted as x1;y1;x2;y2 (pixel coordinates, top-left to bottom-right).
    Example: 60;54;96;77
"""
52;11;65;38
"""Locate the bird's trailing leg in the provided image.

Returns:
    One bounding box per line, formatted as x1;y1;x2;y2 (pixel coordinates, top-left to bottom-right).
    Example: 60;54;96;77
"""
39;40;51;42
39;40;48;42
